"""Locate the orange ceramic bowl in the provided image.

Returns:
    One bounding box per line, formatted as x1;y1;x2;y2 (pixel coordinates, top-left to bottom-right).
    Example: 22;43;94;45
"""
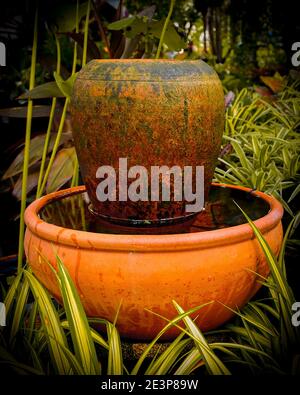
24;184;283;340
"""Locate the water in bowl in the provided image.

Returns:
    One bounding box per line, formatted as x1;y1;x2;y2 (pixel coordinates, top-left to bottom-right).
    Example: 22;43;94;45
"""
39;185;270;235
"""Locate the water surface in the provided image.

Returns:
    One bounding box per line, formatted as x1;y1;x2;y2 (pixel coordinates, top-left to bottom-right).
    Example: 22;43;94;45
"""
40;185;269;235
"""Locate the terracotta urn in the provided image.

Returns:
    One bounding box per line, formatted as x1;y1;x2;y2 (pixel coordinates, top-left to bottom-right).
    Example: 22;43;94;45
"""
70;59;224;225
24;184;283;340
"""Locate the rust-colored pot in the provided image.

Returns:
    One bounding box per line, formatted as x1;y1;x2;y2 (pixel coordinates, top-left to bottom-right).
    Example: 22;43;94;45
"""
24;184;283;340
70;59;224;225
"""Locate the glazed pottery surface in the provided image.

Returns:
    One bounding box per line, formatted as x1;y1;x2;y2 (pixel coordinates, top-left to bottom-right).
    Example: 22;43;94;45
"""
70;59;224;224
24;184;283;340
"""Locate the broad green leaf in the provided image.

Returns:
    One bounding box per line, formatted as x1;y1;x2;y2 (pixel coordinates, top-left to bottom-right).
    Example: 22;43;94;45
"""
10;279;30;343
131;302;212;375
107;323;123;375
174;347;203;375
149;19;186;51
54;72;78;99
0;105;57;118
218;302;276;337
18;82;64;100
235;202;294;306
108;16;186;52
226;324;271;348
122;17;150;39
3;134;57;180
53;2;89;33
46;147;77;193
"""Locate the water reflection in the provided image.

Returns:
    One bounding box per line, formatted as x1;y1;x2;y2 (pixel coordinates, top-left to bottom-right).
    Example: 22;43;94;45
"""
40;185;270;235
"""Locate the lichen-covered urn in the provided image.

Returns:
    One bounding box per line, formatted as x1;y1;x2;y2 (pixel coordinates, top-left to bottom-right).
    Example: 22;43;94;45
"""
70;59;224;225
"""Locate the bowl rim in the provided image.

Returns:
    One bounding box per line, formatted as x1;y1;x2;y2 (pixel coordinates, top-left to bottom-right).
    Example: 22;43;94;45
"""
24;183;283;252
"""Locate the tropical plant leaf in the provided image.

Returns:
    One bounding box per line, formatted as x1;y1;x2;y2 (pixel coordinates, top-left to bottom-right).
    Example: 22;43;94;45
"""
3;132;71;181
0;105;57;118
23;270;71;375
13;170;40;200
3;134;56;180
174;347;203;375
9;278;30;343
18;82;64;100
53;72;78;99
108;16;185;52
107;16;136;31
149;19;186;51
61;320;109;350
172;301;231;375
55;255;100;375
46;147;77;193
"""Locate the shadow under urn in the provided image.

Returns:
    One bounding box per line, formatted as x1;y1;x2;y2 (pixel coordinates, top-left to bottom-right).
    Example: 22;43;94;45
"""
24;184;283;340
